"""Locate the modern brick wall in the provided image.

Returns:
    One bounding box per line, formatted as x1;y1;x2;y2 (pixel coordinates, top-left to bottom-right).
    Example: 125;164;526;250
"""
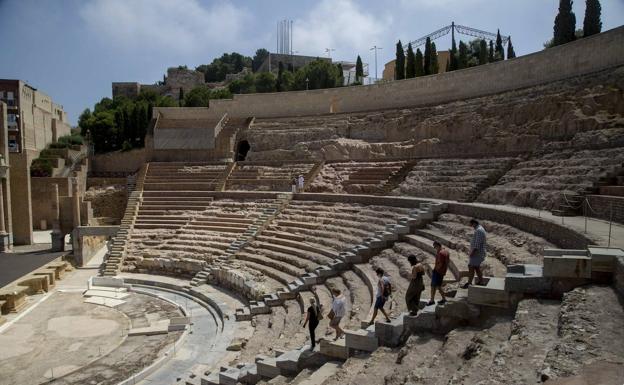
585;195;624;224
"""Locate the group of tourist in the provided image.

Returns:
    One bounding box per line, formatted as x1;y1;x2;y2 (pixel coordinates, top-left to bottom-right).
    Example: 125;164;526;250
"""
291;175;305;193
302;218;488;350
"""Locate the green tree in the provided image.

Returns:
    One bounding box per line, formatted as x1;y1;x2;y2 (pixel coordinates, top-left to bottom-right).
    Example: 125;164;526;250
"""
292;59;340;90
395;40;405;80
583;0;602;37
430;42;439;74
414;48;425;77
478;39;488;65
178;88;184;107
254;72;277;93
553;0;577;46
424;37;432;75
495;30;505;61
252;48;270;71
458;41;469;69
488;40;495;62
405;43;416;78
507;37;516;59
355;55;364;82
336;63;344;86
449;34;458;71
279;71;294;91
183;87;211;107
228;73;256;94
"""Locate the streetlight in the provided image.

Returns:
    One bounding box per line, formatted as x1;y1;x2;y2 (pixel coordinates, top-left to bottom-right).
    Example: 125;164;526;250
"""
370;45;383;82
306;77;310;90
324;48;335;58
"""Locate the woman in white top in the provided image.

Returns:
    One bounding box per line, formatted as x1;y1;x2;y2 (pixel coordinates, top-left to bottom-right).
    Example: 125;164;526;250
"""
329;288;346;340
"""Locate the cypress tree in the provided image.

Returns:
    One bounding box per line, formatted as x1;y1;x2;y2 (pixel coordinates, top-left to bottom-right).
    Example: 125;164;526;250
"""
478;39;488;65
336;63;344;86
583;0;602;37
355;55;364;82
424;37;432;75
458;41;468;69
415;48;425;76
553;0;577;46
449;34;458;71
507;37;516;59
495;30;505;61
406;43;416;78
430;42;439;74
395;41;405;80
488;40;495;62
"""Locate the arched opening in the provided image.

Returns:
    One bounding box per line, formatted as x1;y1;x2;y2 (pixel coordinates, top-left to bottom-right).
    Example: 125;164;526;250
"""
235;140;250;161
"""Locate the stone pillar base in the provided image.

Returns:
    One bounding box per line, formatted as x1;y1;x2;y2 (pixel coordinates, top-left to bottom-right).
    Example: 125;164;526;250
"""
0;232;12;253
51;231;65;252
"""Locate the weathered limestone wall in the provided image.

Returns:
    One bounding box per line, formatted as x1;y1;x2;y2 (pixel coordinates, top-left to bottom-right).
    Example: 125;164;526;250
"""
89;148;146;175
31;178;71;230
9;150;35;244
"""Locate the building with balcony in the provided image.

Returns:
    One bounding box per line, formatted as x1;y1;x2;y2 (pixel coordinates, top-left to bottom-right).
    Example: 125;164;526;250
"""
0;80;71;246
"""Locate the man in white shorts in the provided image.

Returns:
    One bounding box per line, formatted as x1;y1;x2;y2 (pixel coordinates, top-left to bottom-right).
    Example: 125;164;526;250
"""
329;288;346;340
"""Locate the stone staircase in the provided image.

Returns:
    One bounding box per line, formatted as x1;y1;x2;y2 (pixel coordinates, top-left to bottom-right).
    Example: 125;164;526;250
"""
100;164;148;277
188;193;293;288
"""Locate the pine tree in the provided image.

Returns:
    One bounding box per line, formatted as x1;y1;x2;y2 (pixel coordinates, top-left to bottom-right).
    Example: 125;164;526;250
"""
424;37;432;75
430;42;439;74
355;55;364;82
495;30;505;61
395;41;405;80
488;40;495;62
507;37;516;59
553;0;577;46
478;39;488;65
415;48;425;77
406;43;416;78
583;0;602;37
458;41;469;69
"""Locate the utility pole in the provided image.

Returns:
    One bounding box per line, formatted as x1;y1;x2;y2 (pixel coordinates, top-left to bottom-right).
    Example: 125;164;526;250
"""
370;45;382;81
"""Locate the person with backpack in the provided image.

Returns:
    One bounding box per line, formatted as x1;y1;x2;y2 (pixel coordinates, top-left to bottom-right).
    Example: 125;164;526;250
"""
368;268;392;325
302;297;322;351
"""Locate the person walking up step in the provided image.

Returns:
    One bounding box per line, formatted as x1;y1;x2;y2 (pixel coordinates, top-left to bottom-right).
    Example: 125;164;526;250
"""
328;288;346;340
428;241;449;305
463;218;487;289
405;255;426;316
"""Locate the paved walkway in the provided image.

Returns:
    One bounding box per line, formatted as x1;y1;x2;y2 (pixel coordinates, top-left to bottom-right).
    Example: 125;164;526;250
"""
467;202;624;249
0;250;69;288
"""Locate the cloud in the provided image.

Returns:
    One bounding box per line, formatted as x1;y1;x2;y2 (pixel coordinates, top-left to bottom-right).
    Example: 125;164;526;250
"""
79;0;255;54
292;0;391;60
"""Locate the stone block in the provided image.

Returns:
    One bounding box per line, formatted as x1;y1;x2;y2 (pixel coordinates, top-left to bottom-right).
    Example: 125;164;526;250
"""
467;277;510;308
435;296;480;320
18;275;47;295
504;264;552;294
302;272;320;286
276;347;306;375
0;286;28;314
364;237;386;249
320;338;348;360
264;293;283;306
403;304;437;332
345;328;378;352
376;230;398;242
238;363;260;384
235;307;252;321
256;357;281;378
314;265;336;278
328;259;348;271
219;367;242;385
249;301;270;315
543;255;591;279
543;248;588;257
375;315;405;347
352;244;373;258
588;247;624;273
200;371;220;385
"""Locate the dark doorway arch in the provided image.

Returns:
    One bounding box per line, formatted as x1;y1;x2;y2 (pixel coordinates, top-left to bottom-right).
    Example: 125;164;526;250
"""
235;140;250;161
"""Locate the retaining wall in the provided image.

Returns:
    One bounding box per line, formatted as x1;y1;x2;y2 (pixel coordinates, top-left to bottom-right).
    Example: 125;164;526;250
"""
585;195;624;224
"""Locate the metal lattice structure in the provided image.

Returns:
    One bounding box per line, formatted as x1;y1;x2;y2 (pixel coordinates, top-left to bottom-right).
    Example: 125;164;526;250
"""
405;22;509;49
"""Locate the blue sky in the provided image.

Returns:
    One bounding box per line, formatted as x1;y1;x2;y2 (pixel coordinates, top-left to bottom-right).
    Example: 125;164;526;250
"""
1;0;622;125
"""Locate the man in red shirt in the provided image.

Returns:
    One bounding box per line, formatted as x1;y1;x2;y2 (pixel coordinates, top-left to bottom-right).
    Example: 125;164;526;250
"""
428;241;448;305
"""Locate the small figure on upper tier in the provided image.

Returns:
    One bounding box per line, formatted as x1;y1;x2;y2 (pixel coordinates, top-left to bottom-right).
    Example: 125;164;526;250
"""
463;218;487;289
405;254;426;316
428;241;449;305
291;176;298;193
297;174;305;192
